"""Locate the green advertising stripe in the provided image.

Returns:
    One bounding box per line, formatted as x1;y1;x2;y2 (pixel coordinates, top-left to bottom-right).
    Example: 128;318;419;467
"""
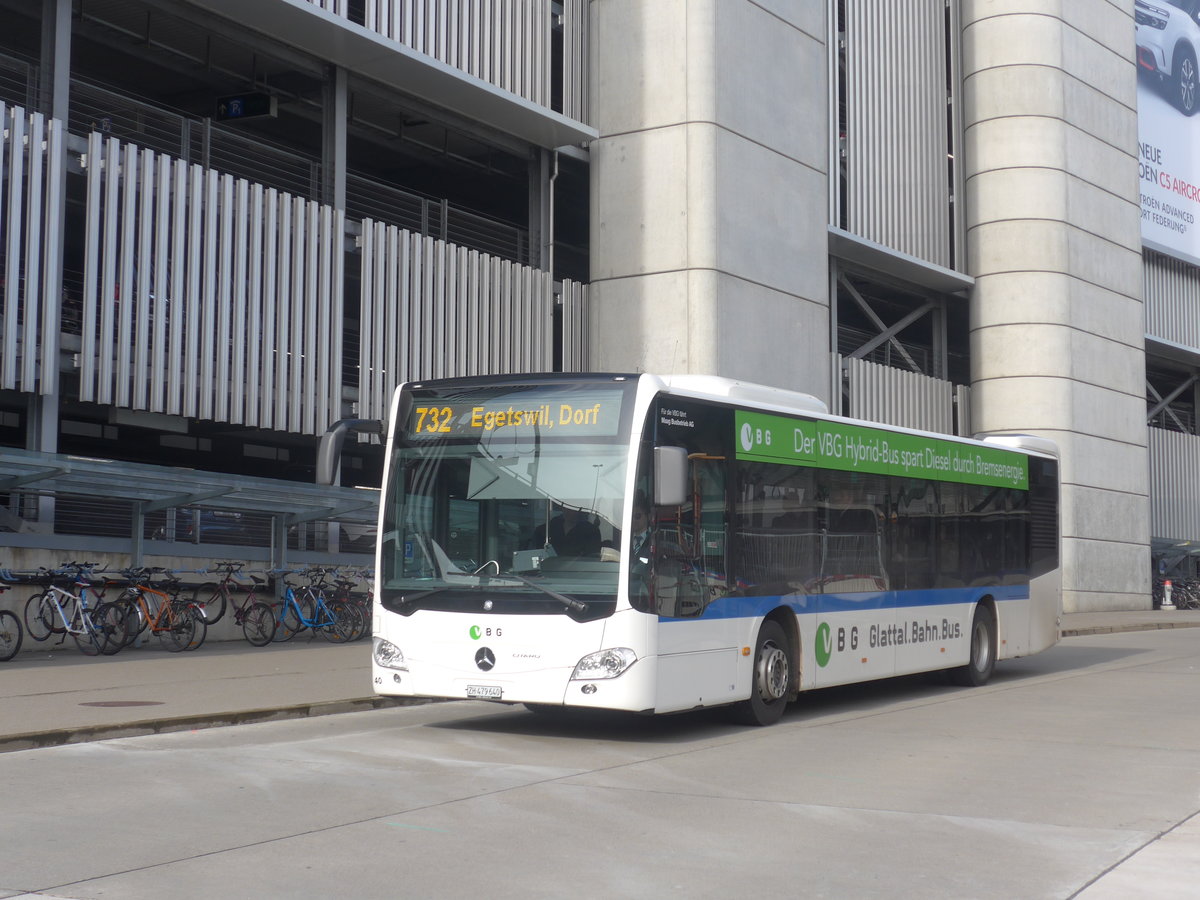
735;411;1028;489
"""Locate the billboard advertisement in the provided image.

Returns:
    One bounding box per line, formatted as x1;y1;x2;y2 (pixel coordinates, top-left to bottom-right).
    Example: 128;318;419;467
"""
1136;0;1200;266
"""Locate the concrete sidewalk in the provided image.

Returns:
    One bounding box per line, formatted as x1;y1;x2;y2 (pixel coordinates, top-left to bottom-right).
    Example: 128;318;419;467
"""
0;639;403;752
2;609;1198;752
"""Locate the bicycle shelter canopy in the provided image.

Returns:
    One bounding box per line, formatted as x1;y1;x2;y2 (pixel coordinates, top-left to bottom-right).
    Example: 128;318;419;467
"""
0;448;379;569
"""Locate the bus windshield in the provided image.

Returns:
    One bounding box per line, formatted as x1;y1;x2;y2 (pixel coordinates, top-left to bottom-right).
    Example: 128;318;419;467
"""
379;380;635;618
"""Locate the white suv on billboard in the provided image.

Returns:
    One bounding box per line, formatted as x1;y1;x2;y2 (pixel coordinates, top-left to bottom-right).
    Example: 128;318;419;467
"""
1137;0;1200;115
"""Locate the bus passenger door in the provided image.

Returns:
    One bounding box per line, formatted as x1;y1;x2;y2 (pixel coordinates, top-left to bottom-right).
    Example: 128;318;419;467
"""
813;504;895;687
654;453;739;711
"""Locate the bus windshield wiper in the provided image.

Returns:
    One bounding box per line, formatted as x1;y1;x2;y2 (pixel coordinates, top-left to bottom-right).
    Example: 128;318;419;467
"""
493;573;587;613
394;586;455;607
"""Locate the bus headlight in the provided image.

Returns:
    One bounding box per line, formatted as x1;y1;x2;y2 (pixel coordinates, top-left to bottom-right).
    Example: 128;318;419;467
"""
571;648;637;680
374;638;407;670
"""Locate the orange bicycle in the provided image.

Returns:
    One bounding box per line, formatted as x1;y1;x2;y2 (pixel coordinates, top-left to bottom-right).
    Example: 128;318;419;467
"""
112;568;206;652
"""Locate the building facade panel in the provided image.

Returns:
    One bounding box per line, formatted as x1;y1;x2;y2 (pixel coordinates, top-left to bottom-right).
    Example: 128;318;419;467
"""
974;273;1144;345
1051;430;1151;502
589;0;831;396
588;126;691;281
1061;536;1150;608
707;0;826;172
708;126;828;302
966;117;1136;200
972;323;1144;390
1062;482;1152;549
750;0;824;37
588;0;689;136
970;377;1147;446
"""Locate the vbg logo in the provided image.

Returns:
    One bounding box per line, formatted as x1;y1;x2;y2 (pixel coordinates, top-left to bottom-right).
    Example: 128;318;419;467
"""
740;422;772;453
469;625;502;640
815;623;832;667
469;625;482;640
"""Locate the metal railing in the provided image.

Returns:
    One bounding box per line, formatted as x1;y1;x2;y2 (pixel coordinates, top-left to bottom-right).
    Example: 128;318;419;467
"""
0;51;38;111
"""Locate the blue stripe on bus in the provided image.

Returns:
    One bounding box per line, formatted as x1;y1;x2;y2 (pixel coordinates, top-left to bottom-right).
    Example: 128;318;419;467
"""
659;584;1030;621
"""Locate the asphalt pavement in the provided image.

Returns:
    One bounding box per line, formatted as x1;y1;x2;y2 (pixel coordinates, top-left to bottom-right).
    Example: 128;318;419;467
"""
1;608;1198;753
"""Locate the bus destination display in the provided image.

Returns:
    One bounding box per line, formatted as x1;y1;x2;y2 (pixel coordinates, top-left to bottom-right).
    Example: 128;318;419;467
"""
405;389;624;439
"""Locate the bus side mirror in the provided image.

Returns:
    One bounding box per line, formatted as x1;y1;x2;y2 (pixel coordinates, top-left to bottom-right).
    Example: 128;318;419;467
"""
654;446;689;507
316;418;384;485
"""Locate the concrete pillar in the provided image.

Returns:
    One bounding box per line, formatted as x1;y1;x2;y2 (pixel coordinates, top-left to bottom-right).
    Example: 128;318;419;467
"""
31;0;71;531
961;2;1150;611
322;65;347;211
528;148;552;272
589;1;832;400
39;0;71;119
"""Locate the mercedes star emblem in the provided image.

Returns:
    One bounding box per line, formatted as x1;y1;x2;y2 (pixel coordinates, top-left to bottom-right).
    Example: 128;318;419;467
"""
475;647;496;671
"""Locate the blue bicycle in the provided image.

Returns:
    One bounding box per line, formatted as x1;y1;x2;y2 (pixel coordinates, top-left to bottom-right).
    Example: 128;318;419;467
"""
271;569;362;643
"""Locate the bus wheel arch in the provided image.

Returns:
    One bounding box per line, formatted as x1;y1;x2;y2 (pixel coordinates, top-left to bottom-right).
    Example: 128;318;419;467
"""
950;598;997;687
730;610;795;726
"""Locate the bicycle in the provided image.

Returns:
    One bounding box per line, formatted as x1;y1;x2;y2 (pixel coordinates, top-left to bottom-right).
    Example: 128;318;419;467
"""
23;563;121;656
190;561;275;642
189;560;245;625
272;569;362;643
111;568;207;652
327;569;372;642
0;576;23;662
191;562;276;645
304;567;366;642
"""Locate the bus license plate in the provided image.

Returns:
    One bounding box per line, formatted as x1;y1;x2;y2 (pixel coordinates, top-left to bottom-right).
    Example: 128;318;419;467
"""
466;684;503;699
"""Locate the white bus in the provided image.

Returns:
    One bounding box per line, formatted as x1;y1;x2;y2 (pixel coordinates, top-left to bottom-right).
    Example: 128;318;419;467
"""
369;373;1060;725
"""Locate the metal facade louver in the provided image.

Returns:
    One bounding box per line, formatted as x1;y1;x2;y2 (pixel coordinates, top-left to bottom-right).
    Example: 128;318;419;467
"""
1144;250;1200;348
326;0;589;121
79;134;344;436
357;218;589;425
843;355;959;435
1149;427;1200;542
0;103;64;395
842;0;953;268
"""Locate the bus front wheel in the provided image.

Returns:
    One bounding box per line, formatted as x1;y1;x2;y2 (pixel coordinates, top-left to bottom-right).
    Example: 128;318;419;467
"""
951;605;996;687
730;619;791;726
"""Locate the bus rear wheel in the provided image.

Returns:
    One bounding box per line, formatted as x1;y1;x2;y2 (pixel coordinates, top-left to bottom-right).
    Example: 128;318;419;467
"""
950;605;996;687
730;619;790;726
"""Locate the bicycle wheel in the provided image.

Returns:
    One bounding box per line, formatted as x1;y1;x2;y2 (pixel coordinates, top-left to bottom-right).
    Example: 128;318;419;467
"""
72;611;104;657
346;602;367;641
271;600;304;642
159;602;196;652
324;602;363;643
94;602;133;655
296;589;318;623
0;609;22;661
242;602;277;646
110;597;143;648
182;602;206;651
316;603;348;643
24;592;56;641
191;582;227;625
354;599;372;640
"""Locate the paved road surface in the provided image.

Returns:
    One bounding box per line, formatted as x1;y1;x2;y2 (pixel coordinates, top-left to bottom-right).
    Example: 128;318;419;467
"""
1;621;1199;898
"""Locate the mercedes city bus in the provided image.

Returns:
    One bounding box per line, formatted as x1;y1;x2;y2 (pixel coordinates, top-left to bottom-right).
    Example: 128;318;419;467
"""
368;373;1060;725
